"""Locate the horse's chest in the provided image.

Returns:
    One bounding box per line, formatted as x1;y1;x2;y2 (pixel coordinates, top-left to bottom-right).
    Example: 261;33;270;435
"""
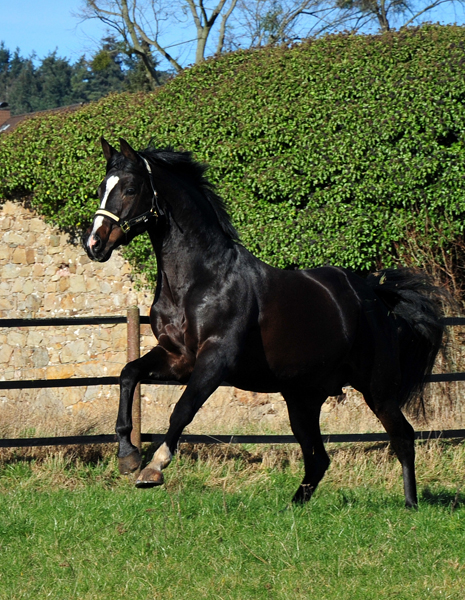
150;307;196;362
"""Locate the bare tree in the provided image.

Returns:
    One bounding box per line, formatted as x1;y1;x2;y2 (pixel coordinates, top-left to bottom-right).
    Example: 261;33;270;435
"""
328;0;465;33
230;0;465;43
78;0;465;87
185;0;240;63
225;0;326;48
79;0;239;84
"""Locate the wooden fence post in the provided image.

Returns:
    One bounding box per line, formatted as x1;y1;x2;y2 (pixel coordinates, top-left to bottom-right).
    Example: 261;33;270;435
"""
127;306;141;452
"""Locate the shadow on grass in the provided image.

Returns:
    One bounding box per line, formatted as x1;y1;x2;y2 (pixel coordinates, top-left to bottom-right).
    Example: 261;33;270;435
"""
0;443;116;467
141;441;267;469
420;486;465;509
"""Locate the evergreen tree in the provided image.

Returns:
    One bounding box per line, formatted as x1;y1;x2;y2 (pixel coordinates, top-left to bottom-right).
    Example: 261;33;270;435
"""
0;43;11;102
70;57;93;104
0;38;170;115
7;57;38;114
35;52;76;110
86;37;126;100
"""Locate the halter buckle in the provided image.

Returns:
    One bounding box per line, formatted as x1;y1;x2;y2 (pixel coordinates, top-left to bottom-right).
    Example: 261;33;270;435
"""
120;221;131;234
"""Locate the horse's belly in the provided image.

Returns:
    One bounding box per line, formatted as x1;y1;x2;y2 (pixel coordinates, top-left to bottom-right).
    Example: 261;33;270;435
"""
258;276;359;382
227;321;352;393
262;313;352;376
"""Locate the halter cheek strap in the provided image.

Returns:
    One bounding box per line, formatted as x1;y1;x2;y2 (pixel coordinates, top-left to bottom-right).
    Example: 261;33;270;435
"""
94;155;160;234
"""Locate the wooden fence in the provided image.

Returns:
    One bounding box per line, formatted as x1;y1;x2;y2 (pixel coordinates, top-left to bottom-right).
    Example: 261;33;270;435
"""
1;311;465;448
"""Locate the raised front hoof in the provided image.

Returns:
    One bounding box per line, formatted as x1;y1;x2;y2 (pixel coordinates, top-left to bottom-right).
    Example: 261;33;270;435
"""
135;468;164;488
118;450;142;475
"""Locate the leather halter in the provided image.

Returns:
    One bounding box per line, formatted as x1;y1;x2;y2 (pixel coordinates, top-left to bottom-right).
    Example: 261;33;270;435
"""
94;155;159;234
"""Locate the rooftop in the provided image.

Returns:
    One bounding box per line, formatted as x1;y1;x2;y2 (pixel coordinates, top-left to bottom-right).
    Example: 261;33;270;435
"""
0;103;85;134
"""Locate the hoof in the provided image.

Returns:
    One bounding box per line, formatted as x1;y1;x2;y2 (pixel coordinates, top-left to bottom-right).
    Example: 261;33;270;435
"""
135;468;164;488
292;484;315;504
118;450;141;475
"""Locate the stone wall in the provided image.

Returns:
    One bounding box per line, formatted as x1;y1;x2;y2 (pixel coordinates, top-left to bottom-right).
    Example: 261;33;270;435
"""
0;200;289;437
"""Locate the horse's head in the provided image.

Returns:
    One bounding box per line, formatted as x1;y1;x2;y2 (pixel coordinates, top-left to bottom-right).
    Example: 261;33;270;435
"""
83;137;158;262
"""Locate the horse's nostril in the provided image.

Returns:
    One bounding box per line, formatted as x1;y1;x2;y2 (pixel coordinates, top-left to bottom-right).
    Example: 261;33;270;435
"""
88;233;102;254
93;234;101;249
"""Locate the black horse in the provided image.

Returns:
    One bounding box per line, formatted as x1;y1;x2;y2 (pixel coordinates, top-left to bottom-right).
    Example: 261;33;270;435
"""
83;137;445;507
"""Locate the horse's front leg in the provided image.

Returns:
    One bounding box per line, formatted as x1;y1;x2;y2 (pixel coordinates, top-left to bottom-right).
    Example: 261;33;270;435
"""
136;344;227;488
116;346;174;475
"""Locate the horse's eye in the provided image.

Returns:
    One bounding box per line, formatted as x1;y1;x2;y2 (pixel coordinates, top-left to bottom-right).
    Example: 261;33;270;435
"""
126;188;136;196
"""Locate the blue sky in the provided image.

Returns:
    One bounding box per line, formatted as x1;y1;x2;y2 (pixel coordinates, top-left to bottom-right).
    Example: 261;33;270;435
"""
1;0;465;66
0;0;198;69
1;0;109;62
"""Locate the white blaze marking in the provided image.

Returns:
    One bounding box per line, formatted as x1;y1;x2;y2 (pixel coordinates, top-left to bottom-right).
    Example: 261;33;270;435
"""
90;175;120;239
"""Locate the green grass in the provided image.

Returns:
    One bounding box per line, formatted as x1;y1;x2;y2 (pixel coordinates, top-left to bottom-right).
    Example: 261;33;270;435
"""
0;442;464;599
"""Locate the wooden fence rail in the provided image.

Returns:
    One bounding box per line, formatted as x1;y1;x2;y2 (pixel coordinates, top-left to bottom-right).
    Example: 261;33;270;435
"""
1;312;465;449
1;430;465;449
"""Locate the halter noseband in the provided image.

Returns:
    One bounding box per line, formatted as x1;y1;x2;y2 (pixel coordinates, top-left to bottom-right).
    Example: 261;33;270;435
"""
94;155;160;234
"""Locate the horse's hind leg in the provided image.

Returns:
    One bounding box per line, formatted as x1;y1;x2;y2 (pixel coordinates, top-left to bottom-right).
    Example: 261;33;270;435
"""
282;390;330;504
365;392;417;508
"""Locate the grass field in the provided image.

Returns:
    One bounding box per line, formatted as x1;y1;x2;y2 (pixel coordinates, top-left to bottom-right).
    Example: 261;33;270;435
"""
0;441;464;600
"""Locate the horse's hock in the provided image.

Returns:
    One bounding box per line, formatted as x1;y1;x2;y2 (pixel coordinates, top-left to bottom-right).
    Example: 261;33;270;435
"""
0;200;289;435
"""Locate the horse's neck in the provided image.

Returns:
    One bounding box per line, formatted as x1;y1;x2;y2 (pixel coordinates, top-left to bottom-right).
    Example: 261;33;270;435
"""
149;218;235;299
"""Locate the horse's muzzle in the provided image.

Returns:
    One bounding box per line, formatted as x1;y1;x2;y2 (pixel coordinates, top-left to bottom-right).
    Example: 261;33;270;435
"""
82;229;111;262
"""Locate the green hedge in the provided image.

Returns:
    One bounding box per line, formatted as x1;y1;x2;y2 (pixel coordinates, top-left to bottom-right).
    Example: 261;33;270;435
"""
1;25;465;288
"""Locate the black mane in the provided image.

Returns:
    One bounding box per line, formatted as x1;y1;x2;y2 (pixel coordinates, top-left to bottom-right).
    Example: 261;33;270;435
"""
140;146;240;242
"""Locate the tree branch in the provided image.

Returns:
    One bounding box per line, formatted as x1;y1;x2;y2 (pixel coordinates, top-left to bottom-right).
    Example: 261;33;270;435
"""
217;0;239;54
133;21;183;72
400;0;456;28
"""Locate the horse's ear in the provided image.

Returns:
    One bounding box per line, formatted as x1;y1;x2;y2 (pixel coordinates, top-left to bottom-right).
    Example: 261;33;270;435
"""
101;137;117;162
119;138;139;163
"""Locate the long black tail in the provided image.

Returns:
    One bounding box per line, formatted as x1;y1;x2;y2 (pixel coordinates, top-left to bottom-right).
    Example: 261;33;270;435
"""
367;268;446;411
